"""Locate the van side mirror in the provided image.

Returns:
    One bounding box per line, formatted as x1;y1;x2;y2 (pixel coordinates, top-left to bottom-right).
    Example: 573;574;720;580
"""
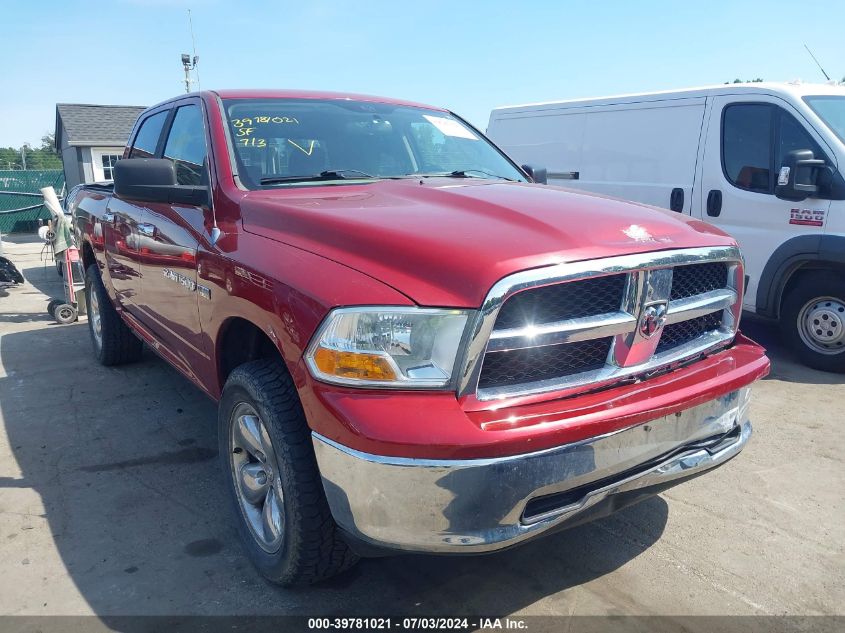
775;149;826;202
114;158;209;206
521;164;547;185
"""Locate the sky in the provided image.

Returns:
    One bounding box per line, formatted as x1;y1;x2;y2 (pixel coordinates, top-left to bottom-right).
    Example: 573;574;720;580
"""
1;0;843;148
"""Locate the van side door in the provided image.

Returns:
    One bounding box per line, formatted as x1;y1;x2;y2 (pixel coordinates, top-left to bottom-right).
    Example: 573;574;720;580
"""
133;100;211;383
698;96;834;312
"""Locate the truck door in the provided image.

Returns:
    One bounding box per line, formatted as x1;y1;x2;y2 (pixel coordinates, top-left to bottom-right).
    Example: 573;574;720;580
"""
102;196;145;313
103;109;170;314
135;101;209;381
698;96;833;311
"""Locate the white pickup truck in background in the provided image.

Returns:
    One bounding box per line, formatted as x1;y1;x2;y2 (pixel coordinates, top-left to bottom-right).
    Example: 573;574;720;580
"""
488;82;845;372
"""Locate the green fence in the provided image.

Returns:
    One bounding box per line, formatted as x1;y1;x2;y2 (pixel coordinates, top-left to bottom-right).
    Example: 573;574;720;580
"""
0;170;65;234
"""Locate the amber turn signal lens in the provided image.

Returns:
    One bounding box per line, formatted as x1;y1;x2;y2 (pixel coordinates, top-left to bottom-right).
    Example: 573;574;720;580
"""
312;347;398;381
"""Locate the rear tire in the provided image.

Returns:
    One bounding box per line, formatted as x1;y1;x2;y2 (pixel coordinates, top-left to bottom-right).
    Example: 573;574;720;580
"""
218;359;358;585
85;264;143;366
780;272;845;373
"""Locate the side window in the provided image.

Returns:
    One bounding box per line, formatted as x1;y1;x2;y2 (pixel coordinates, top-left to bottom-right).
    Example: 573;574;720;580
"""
163;105;208;186
100;153;121;180
722;104;772;193
777;111;823;169
129;110;168;158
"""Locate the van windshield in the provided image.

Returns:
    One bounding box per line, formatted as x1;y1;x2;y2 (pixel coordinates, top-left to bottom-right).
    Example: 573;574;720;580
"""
221;98;526;189
804;96;845;144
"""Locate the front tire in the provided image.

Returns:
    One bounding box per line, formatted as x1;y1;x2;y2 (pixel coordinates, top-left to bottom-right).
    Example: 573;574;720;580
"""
218;359;357;585
780;272;845;373
85;264;143;366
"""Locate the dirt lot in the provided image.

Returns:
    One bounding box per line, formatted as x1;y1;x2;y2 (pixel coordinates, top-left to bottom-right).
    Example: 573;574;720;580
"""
0;234;842;618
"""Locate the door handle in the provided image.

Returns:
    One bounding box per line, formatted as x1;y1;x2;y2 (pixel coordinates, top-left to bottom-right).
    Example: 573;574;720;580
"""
137;223;156;237
706;189;722;217
102;211;115;223
670;187;684;212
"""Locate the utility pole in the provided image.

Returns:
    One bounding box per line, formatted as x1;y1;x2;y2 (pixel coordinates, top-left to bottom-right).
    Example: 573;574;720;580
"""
21;143;29;170
180;10;200;93
181;53;198;93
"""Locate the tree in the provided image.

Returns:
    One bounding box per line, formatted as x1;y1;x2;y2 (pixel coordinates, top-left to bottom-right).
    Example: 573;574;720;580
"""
0;140;62;170
40;132;57;153
0;125;62;170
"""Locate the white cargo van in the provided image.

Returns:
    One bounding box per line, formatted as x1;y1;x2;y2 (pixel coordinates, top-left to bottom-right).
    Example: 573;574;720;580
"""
488;82;845;372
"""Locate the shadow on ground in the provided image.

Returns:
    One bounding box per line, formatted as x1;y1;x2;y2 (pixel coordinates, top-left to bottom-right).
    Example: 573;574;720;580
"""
0;263;65;325
0;324;674;616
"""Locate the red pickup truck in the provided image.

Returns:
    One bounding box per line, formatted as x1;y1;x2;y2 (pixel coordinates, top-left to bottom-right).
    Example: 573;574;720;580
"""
71;89;770;585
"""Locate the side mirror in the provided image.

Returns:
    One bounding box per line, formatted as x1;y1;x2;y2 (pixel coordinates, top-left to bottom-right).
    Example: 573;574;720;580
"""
114;158;209;206
521;164;547;185
775;149;825;202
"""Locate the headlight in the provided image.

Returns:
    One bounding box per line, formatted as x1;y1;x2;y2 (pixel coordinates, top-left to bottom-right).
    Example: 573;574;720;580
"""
305;307;471;388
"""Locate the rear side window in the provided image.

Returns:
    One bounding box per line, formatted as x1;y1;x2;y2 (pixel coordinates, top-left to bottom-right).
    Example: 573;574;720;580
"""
163;105;208;185
722;104;772;193
129;111;168;158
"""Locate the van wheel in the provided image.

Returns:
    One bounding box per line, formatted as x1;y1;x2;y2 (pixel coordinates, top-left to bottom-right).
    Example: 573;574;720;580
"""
85;264;143;366
780;272;845;373
219;359;358;585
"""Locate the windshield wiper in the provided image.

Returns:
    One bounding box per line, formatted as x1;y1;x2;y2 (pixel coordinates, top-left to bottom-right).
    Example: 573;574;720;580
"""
409;169;517;182
260;169;376;185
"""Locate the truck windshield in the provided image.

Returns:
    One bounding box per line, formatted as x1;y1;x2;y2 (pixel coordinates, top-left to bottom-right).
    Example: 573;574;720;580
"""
804;96;845;144
221;98;526;188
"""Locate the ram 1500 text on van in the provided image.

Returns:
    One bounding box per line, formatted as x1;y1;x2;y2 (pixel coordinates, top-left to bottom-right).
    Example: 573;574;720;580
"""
489;82;845;372
71;90;769;585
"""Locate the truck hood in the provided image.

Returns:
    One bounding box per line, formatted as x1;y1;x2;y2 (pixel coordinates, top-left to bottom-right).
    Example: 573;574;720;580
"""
240;179;735;307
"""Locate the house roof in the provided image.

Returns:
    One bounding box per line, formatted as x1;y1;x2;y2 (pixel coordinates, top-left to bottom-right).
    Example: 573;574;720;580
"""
55;103;147;149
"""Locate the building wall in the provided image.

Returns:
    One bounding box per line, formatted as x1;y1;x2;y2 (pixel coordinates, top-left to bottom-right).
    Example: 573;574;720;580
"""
58;122;83;190
59;142;124;188
80;147;94;183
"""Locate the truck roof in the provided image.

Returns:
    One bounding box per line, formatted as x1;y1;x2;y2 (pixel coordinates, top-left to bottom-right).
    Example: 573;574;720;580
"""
492;81;845;114
201;89;448;112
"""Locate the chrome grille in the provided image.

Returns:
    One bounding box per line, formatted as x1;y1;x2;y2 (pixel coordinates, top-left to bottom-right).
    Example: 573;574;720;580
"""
656;311;724;354
494;274;626;329
461;247;742;401
478;338;613;388
670;262;729;300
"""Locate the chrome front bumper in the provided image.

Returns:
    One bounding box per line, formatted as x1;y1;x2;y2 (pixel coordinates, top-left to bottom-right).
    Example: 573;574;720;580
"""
312;388;752;554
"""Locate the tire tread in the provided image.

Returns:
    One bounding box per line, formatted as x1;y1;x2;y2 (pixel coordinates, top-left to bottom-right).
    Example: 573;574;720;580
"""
223;359;357;585
85;264;143;366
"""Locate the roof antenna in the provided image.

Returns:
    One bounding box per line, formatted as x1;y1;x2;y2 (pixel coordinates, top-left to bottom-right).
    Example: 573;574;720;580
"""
803;44;831;81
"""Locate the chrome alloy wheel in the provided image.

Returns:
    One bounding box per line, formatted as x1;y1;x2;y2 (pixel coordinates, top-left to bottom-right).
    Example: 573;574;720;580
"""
229;403;285;552
797;296;845;355
89;285;102;347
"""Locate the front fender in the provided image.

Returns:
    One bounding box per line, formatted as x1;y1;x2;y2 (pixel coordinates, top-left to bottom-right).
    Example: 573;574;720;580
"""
198;230;414;398
755;234;845;318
